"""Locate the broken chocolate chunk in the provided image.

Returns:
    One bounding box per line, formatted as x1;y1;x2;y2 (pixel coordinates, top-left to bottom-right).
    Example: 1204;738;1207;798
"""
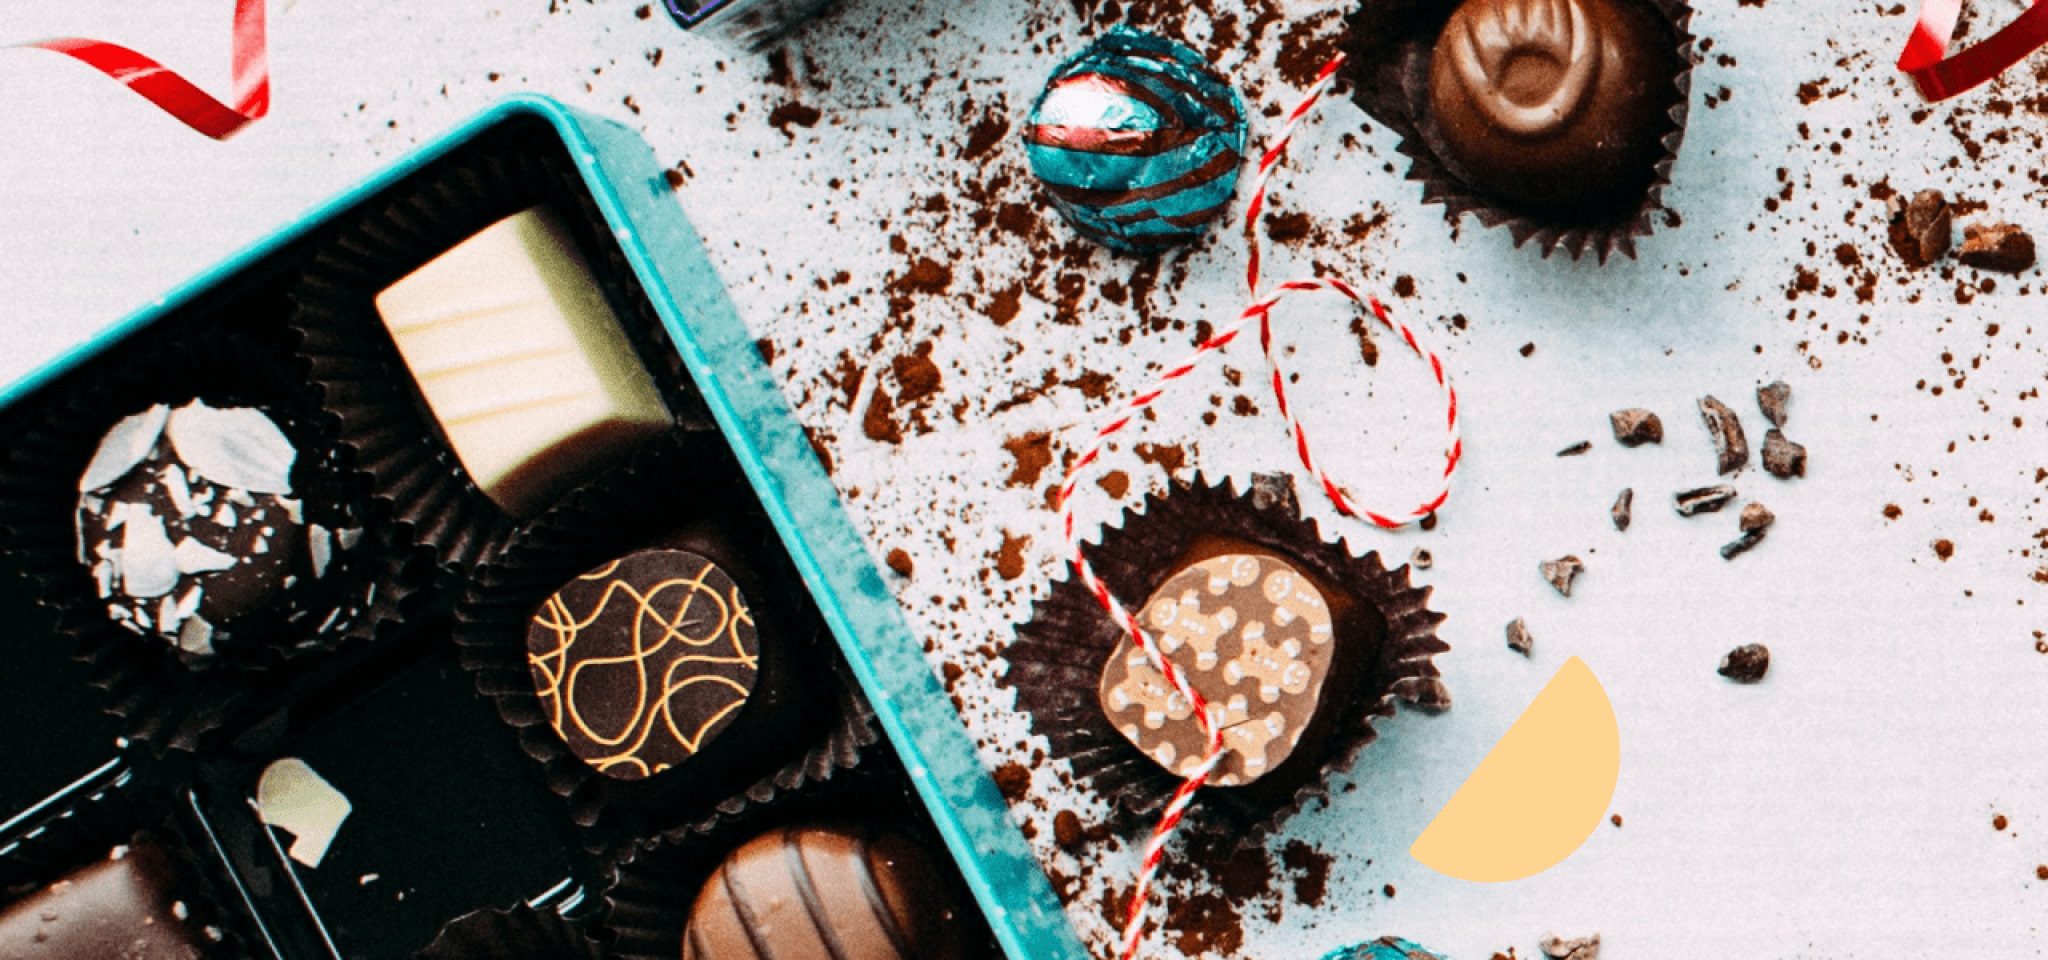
1958;221;2036;274
1248;472;1301;517
1717;644;1769;682
1739;502;1775;533
1674;484;1738;516
1556;440;1592;457
1698;395;1748;475
1506;617;1533;656
1540;556;1583;597
1611;488;1633;532
1720;530;1764;559
1410;547;1433;570
1762;429;1806;479
1888;189;1952;268
1756;381;1790;428
1541;933;1601;960
1609;408;1663;447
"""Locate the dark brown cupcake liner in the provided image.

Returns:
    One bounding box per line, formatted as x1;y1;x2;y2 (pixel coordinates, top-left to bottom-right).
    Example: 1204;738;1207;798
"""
592;762;995;960
0;766;257;958
288;120;713;577
1342;0;1696;261
415;905;604;960
0;316;422;756
999;473;1450;845
453;432;879;851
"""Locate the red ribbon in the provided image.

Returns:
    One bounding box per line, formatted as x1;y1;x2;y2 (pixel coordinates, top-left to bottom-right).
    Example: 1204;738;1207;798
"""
19;0;269;140
1899;0;2048;101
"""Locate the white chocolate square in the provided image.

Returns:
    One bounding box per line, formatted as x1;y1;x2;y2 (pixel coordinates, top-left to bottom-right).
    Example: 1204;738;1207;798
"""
374;208;670;516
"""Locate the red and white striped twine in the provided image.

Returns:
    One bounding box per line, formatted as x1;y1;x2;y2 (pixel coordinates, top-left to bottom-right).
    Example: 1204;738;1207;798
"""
1048;52;1463;960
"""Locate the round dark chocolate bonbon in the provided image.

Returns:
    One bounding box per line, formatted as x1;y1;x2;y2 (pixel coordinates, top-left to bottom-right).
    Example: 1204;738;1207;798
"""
1024;28;1247;252
1100;550;1338;786
1426;0;1680;212
74;400;344;656
682;825;975;960
526;548;761;781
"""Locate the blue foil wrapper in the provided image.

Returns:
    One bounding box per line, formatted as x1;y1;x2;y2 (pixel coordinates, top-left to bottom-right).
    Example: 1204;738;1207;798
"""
1024;28;1247;252
1321;937;1450;960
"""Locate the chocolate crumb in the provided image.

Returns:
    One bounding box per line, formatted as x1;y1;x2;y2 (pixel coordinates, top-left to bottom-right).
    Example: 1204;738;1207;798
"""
1883;503;1902;520
1958;221;2037;273
1381;884;1396;898
1541;933;1601;960
1506;617;1533;656
1612;488;1634;531
1698;395;1750;475
1002;431;1054;488
1721;530;1766;560
768;100;823;135
1610;814;1623;828
1610;408;1664;447
1994;814;2009;831
1762;429;1807;478
1674;484;1739;516
885;548;914;578
1247;472;1300;516
1933;538;1955;561
1097;470;1131;499
1888;189;1952;268
992;762;1032;802
1410;547;1433;570
1519;342;1536;358
1054;810;1085;850
1540;556;1584;597
1757;381;1792;428
1557;440;1592;457
1740;502;1776;533
1718;644;1770;682
996;533;1029;581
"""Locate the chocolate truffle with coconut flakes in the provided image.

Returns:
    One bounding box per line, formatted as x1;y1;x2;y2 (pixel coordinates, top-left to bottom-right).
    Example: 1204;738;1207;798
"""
75;400;347;656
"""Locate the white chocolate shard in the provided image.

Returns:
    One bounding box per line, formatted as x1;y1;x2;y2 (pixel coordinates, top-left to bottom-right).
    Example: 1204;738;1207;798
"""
167;401;296;495
255;758;353;869
79;405;169;492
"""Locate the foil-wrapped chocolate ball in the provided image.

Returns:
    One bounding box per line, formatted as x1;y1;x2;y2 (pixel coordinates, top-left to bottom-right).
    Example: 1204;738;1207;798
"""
1024;28;1247;251
1320;938;1448;960
1426;0;1680;212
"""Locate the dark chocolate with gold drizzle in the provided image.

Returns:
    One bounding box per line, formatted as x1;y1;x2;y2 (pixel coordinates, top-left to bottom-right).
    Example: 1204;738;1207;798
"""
526;548;759;780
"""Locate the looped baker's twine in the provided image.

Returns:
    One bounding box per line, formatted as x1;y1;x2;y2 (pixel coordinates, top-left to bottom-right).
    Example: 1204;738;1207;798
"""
1048;52;1462;960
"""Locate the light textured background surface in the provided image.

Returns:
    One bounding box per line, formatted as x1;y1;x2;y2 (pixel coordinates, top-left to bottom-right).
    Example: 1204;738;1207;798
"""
5;2;2048;958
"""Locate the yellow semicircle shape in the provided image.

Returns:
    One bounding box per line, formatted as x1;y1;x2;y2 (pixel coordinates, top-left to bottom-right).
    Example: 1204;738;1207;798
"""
1409;656;1620;882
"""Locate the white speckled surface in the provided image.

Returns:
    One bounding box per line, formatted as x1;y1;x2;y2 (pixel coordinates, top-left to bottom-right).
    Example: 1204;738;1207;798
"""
5;2;2048;958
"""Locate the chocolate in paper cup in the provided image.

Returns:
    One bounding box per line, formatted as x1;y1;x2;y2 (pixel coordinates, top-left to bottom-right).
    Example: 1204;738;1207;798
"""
453;433;877;849
289;123;709;575
0;770;255;958
1342;0;1695;261
415;905;603;960
594;767;993;960
0;316;413;754
999;473;1449;844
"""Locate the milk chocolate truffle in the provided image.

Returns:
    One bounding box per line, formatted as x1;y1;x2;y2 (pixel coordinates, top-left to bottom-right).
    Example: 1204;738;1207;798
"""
373;207;671;518
0;843;210;958
1100;551;1337;786
683;826;976;960
527;549;760;781
75;401;347;656
1427;0;1679;212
